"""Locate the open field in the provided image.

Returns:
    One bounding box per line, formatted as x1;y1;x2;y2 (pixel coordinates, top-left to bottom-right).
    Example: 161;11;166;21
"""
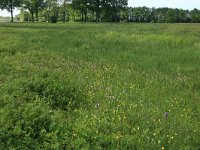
0;23;199;149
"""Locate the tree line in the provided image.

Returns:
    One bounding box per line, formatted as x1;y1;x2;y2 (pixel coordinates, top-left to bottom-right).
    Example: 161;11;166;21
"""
1;0;200;23
128;7;200;23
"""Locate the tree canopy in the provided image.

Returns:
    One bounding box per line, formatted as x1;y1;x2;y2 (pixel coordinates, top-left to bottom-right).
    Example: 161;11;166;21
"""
1;0;200;23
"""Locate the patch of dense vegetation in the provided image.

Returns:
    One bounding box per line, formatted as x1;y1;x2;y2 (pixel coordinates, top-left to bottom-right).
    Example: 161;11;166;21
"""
0;23;200;149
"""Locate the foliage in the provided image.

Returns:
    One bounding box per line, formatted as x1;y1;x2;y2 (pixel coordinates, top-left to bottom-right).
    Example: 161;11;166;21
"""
1;0;200;23
190;8;200;23
18;10;31;21
23;0;46;22
128;7;200;23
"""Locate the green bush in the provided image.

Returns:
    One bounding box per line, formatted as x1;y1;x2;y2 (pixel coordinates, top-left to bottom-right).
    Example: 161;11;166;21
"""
50;16;57;23
0;72;87;149
0;102;65;149
4;73;86;111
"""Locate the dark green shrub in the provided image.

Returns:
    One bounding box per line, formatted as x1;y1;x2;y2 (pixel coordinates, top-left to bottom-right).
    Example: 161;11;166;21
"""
5;74;86;111
50;16;57;23
0;102;64;149
23;75;85;110
0;72;87;149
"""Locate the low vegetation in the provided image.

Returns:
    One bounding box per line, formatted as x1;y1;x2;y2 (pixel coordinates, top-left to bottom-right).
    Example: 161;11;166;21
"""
0;23;199;149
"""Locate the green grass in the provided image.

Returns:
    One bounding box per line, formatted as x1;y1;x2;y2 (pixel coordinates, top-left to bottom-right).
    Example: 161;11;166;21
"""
0;22;199;149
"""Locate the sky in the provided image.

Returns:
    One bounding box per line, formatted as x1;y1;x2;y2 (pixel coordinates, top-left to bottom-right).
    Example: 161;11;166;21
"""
1;0;200;17
129;0;200;10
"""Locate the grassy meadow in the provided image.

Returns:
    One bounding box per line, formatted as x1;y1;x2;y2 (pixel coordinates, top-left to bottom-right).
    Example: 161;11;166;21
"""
0;23;199;149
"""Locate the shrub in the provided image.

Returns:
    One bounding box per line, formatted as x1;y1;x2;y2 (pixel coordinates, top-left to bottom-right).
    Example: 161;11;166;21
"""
7;74;86;111
0;102;64;149
50;16;57;23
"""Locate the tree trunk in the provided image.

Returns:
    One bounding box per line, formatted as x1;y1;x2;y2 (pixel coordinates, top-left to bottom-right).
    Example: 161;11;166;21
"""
31;11;34;22
36;11;38;22
96;11;99;22
63;11;66;23
10;9;14;22
81;12;84;22
10;0;13;22
84;10;87;23
47;11;50;22
63;1;66;23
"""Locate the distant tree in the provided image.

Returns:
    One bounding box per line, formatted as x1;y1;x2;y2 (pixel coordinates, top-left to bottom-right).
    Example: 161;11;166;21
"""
44;0;57;22
49;0;60;22
18;10;31;21
131;7;151;22
150;7;157;22
166;9;177;23
110;0;128;22
190;8;200;23
23;0;35;21
71;0;128;22
72;0;88;22
99;0;128;22
0;0;22;22
34;0;46;22
60;0;71;23
67;3;78;21
89;0;103;22
23;0;45;22
179;9;190;23
154;8;168;23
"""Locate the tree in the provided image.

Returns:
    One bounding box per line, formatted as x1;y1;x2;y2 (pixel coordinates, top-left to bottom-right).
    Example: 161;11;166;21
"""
72;0;88;22
166;9;177;23
154;8;168;23
89;0;103;22
105;0;128;22
48;0;60;23
44;0;56;22
23;0;45;22
0;0;22;22
190;8;200;23
34;0;46;22
179;9;190;23
131;7;151;22
59;0;71;23
23;0;36;22
18;10;31;21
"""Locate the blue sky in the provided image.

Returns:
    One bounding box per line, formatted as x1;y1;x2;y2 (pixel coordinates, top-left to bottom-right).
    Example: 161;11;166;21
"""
1;0;200;17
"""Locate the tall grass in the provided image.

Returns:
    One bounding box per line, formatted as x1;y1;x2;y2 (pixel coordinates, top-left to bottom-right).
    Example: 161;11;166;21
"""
0;23;199;149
